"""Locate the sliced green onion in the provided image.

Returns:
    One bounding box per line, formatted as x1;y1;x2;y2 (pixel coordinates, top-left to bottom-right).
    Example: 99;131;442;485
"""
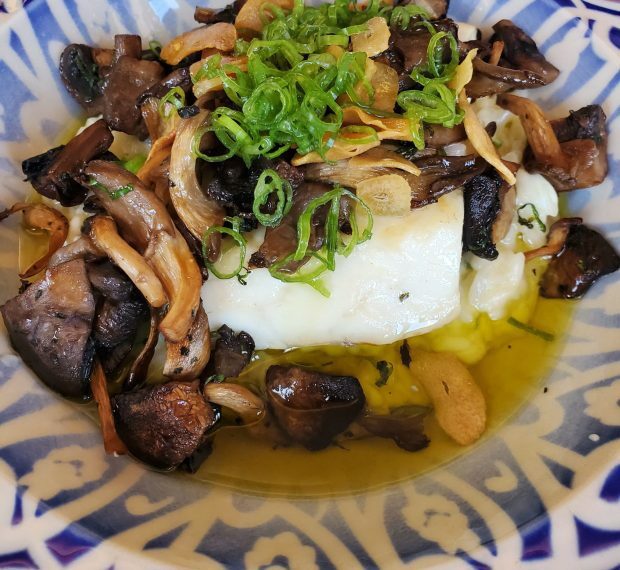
388;5;429;30
269;252;331;297
338;125;379;145
202;216;247;280
507;317;555;342
88;178;134;200
122;154;147;174
158;86;186;119
252;169;293;227
518;203;546;232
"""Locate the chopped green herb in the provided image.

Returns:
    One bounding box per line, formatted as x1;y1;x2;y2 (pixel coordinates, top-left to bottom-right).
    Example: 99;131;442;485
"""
158;86;186;119
202;216;247;280
507;317;555;342
399;292;410;302
205;374;225;384
88;178;134;200
122;154;147;174
518;203;546;232
375;360;393;387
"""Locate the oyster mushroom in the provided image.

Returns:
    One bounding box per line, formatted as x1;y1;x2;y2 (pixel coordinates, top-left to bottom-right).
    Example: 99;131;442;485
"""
497;94;608;191
265;365;366;450
0;203;69;278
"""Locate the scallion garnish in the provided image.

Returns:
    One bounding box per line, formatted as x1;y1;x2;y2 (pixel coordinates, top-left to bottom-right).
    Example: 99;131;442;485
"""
158;86;186;119
201;216;248;280
518;203;546;232
88;178;134;200
267;186;372;296
507;317;555;342
252;169;293;227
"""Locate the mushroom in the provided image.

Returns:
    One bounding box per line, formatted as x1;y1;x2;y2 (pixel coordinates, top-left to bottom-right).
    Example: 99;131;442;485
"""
249;182;331;269
87;215;167;308
265;365;366;450
523;217;580;262
235;0;293;33
112;380;219;470
206;324;255;379
160;23;237;65
194;3;240;25
497;94;608;191
59;44;107;115
352;406;430;451
163;302;211;380
124;309;160;391
89;262;149;377
85;160;202;343
91;360;127;455
203;382;265;425
169;110;225;242
0;203;69;278
466;58;546;99
48;235;104;268
305;150;486;209
491;20;559;84
540;222;620;299
463;168;512;260
22;119;114;206
1;259;96;399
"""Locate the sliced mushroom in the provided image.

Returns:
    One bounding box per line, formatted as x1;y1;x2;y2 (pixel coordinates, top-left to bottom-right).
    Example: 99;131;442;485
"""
265;365;366;450
169;110;225;241
249;182;330;269
85;161;202;342
235;0;293;33
523;217;580;262
356;406;430;451
466;57;546;99
91;360;127;455
161;23;237;65
124;308;160;392
0;203;69;278
207;325;255;379
89;263;148;377
87;215;167;307
1;259;96;399
112;380;219;469
540;222;620;299
203;382;264;425
163;302;211;380
194;3;239;25
48;235;104;268
491;20;559;84
497;95;608;191
22;119;113;206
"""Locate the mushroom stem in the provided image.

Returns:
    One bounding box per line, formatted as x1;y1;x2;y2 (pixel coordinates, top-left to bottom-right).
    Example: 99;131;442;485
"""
203;382;265;425
496;93;566;166
91;360;127;455
0;203;69;278
88;215;167;307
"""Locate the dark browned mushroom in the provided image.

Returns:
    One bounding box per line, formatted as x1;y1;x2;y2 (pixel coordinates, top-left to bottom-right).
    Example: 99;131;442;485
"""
357;406;430;451
265;365;366;450
59;44;107;115
194;0;243;24
124;309;160;392
249;182;330;269
22;119;113;206
540;223;620;299
498;95;608;191
524;217;580;262
112;380;219;469
466;57;546;99
1;259;96;399
491;20;559;84
206;325;255;379
463;168;513;260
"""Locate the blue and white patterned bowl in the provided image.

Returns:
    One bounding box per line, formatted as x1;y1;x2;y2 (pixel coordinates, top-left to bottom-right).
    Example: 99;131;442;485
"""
1;0;619;567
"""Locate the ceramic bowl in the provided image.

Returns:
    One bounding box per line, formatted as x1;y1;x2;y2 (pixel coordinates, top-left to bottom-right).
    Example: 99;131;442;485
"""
0;0;619;567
